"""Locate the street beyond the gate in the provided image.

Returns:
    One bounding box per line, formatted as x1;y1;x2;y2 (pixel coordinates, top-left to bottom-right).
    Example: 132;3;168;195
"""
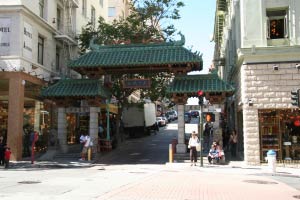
0;120;299;200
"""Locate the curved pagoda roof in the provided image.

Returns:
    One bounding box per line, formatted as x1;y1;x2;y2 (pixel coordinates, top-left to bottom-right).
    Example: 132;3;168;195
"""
167;73;235;104
41;79;111;98
68;38;203;77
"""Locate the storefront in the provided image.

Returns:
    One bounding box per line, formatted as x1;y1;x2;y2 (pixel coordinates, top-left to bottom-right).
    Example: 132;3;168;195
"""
259;109;300;162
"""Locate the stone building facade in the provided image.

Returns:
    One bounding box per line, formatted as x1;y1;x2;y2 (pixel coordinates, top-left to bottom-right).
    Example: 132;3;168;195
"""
0;0;129;160
213;0;300;165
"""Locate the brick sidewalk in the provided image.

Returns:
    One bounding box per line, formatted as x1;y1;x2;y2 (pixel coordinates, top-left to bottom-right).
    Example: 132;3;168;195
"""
97;165;299;200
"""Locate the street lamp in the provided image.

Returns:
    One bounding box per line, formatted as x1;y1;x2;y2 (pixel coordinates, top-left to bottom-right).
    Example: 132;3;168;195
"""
197;90;204;167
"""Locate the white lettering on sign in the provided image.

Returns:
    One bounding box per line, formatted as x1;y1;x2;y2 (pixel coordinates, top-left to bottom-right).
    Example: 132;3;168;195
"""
0;18;11;55
23;22;33;59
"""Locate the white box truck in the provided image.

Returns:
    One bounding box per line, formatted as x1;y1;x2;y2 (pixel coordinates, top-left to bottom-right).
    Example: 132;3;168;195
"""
122;103;157;137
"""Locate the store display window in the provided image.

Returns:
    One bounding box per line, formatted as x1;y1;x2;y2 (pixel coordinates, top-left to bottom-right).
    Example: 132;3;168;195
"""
259;109;300;162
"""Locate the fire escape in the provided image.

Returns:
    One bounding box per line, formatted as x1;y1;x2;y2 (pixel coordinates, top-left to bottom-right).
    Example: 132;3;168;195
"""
54;0;78;78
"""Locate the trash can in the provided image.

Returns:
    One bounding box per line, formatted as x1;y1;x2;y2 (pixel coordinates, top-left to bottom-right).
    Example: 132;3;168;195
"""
267;150;276;173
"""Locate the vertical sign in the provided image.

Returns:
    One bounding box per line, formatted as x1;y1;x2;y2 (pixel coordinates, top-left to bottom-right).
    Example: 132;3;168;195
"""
23;22;33;59
0;18;11;56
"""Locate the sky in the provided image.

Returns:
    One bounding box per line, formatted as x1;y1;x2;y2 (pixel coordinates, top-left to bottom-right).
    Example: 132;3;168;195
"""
172;1;216;105
173;0;216;75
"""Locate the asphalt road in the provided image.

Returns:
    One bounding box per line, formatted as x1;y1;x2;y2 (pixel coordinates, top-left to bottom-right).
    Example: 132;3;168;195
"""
97;120;179;165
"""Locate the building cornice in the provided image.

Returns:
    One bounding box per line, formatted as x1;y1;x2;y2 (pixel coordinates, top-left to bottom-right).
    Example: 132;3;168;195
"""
237;46;300;64
0;5;56;33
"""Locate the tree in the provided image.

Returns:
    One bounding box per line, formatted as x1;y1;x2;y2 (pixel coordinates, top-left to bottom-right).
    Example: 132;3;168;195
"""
78;0;185;102
78;0;184;142
79;0;184;52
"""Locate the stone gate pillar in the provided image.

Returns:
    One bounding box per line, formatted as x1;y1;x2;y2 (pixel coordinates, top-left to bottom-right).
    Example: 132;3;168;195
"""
89;107;98;143
176;104;186;153
57;107;68;153
7;77;24;160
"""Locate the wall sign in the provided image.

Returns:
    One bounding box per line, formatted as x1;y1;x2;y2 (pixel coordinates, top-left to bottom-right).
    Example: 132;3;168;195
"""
23;22;33;59
123;79;151;88
0;18;11;56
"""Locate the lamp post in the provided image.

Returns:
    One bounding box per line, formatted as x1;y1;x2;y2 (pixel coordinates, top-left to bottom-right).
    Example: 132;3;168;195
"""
197;90;204;167
199;104;204;167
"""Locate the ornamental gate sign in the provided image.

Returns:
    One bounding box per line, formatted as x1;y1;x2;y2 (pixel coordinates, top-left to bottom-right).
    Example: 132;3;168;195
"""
123;79;151;89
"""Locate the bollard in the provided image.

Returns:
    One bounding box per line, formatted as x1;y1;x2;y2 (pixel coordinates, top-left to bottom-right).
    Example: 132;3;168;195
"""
169;144;173;163
267;150;276;173
87;147;92;161
171;138;178;154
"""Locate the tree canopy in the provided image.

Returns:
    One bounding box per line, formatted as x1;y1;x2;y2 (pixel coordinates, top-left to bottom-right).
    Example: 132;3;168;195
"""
79;0;184;52
78;0;184;105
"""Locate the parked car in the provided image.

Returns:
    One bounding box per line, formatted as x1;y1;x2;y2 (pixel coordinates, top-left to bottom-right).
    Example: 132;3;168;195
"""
166;110;178;121
184;112;191;123
162;113;172;122
162;116;168;124
156;117;166;126
166;111;175;121
170;110;178;120
190;110;199;118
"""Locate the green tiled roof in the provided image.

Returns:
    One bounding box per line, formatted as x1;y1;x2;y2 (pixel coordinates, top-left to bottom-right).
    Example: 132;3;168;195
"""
41;79;111;98
167;74;235;94
68;42;202;70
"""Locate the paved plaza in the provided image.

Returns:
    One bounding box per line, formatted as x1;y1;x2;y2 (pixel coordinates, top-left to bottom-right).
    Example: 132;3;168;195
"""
0;122;299;200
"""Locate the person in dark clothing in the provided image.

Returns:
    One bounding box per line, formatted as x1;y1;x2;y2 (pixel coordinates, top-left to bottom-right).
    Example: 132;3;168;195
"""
229;130;238;158
0;136;5;165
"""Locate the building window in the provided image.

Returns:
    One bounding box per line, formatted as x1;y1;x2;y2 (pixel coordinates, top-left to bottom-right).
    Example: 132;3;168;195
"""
99;0;103;8
108;7;116;17
91;6;96;27
39;0;45;18
38;36;44;65
267;9;288;39
56;47;60;72
82;0;87;17
57;7;62;30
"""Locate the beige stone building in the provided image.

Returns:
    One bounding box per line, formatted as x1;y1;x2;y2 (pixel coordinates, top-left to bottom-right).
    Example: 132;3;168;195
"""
213;0;300;165
0;0;130;160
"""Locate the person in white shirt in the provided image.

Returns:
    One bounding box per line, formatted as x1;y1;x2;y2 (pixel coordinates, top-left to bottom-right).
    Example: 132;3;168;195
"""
80;134;90;161
188;131;200;166
79;133;85;151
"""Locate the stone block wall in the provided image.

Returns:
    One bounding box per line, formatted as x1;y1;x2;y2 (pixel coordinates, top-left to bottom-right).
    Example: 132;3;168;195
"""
241;62;300;165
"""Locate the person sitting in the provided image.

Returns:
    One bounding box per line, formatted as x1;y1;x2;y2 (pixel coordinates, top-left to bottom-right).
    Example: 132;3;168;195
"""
208;143;219;164
208;141;225;164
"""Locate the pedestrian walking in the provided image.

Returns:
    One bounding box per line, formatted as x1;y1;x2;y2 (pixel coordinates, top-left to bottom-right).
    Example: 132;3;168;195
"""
4;146;11;169
229;129;238;159
80;134;90;161
79;132;86;151
188;131;200;166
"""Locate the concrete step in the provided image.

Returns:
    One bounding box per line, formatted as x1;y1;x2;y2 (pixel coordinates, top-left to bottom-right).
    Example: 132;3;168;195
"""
54;153;80;159
173;153;211;163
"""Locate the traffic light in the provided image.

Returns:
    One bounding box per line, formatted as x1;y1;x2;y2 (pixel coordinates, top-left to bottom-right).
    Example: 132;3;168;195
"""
197;90;204;106
291;89;300;107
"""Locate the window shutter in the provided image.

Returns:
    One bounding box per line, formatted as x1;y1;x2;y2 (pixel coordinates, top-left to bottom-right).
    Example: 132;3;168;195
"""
267;18;270;39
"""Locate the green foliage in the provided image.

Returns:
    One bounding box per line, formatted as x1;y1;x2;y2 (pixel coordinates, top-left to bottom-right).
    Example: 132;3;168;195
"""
78;0;184;104
78;0;184;51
